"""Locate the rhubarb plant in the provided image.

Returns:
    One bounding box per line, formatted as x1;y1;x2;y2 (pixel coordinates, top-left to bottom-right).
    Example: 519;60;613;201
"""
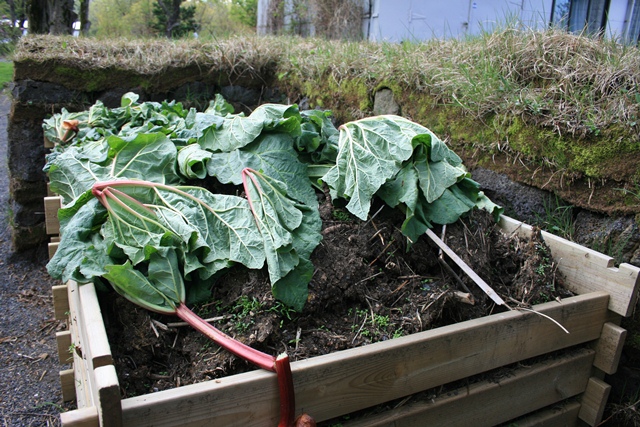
45;93;501;309
44;92;502;426
90;180;298;426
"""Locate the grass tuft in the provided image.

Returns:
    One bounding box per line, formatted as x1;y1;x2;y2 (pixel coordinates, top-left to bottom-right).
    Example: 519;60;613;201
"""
14;26;639;140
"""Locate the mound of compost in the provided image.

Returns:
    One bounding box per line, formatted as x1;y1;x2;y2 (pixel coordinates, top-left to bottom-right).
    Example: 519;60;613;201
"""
99;189;572;399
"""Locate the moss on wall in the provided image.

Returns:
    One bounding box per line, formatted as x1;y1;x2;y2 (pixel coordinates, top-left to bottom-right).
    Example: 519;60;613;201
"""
9;34;640;253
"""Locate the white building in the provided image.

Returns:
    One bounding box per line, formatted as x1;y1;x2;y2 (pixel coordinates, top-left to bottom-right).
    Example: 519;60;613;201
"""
257;0;640;44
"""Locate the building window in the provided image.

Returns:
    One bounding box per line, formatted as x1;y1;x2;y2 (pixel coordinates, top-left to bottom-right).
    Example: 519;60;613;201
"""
624;0;640;43
551;0;611;34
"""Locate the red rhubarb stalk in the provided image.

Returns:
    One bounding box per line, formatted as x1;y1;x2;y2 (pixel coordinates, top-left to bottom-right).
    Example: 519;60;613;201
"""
175;303;276;372
175;302;298;426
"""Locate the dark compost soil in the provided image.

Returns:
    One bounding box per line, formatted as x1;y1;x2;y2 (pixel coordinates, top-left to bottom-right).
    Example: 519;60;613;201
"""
100;189;573;403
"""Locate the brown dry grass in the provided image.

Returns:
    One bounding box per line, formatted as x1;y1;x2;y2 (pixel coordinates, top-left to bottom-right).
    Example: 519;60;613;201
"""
13;25;640;138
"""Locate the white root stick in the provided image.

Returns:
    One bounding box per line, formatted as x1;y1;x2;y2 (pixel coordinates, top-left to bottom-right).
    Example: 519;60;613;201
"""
426;228;509;308
516;307;570;334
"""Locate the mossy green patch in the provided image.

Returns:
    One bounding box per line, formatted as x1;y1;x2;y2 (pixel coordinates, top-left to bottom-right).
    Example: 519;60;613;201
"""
504;116;570;167
0;62;13;86
53;65;148;92
291;75;373;123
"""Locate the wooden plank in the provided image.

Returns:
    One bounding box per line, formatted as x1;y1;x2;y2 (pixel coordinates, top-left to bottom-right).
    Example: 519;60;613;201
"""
76;281;114;369
341;348;594;427
120;292;609;427
44;196;62;235
60;369;76;402
497;401;581;427
578;377;611;426
95;365;123;427
48;241;59;259
60;406;100;427
52;284;70;320
499;215;640;317
56;330;72;364
592;322;627;375
68;281;97;409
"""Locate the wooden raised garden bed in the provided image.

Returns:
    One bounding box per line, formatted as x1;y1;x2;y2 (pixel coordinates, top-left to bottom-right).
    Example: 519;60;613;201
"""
45;191;640;427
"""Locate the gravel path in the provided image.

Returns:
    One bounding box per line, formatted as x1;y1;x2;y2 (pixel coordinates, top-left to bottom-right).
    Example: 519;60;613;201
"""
0;92;70;426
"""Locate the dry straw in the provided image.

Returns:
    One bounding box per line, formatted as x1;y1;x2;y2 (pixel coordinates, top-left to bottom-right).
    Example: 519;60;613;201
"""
14;26;640;137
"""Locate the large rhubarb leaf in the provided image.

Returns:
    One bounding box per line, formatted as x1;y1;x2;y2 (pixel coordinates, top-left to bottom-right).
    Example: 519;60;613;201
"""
413;145;467;204
46;197;109;283
47;132;180;205
94;181;266;273
198;103;301;152
104;251;184;314
207;133;317;207
242;169;322;310
322;115;415;220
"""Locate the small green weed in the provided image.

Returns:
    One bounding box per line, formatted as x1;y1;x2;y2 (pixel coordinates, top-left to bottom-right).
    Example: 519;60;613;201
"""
229;296;263;333
616;181;640;207
332;209;352;222
591;232;633;267
349;308;401;340
534;195;575;240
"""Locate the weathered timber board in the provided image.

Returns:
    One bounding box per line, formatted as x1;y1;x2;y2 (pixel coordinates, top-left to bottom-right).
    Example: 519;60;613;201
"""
341;348;594;427
499;216;640;317
495;401;581;427
67;281;121;427
118;292;609;427
44;196;62;235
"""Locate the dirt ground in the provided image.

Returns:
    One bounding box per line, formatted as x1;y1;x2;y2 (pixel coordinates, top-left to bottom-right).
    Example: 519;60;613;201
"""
0;93;72;426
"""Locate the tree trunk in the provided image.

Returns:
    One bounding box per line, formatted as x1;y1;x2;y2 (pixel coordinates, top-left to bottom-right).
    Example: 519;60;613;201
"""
27;0;77;35
163;0;182;37
79;0;91;35
27;0;49;34
49;0;76;34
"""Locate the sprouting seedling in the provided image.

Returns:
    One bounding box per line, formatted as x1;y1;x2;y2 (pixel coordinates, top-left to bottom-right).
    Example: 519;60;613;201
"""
91;180;312;427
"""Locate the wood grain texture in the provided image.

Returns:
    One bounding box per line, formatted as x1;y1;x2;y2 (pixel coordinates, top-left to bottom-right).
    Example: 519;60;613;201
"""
579;377;611;426
95;366;122;427
60;406;99;427
48;241;59;259
499;215;640;317
496;401;581;427
44;196;62;235
56;330;72;364
59;368;76;402
593;322;627;375
77;282;113;369
119;293;609;427
342;348;594;427
52;284;69;320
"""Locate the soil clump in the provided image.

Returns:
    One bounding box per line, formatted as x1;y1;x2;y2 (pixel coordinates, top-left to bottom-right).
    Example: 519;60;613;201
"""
101;190;572;400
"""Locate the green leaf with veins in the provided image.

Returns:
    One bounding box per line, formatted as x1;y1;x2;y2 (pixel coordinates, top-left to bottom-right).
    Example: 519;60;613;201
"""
198;103;301;152
46;132;180;206
208;133;317;207
322;115;415;220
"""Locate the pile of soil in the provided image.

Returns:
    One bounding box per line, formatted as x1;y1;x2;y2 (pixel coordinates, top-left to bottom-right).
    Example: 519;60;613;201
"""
100;189;573;399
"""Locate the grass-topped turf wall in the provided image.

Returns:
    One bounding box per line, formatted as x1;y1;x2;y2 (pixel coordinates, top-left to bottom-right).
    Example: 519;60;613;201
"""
8;28;640;250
